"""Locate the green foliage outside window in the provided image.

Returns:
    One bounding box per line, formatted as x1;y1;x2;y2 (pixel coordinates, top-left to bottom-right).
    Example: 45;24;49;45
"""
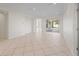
46;19;59;28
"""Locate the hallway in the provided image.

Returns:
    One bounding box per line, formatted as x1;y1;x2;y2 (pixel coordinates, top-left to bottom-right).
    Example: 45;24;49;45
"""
0;32;72;56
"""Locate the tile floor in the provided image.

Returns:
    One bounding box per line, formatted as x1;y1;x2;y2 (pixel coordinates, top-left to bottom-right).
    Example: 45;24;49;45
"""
0;32;72;56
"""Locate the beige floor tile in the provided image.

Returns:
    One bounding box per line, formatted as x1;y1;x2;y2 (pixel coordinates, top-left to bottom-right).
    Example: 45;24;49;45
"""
24;47;33;52
34;50;45;56
24;51;34;56
0;32;72;56
12;48;24;56
24;43;32;47
1;49;14;56
24;47;34;56
0;49;5;56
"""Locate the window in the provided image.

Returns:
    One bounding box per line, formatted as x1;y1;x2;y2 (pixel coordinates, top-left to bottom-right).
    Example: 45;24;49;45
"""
46;18;59;32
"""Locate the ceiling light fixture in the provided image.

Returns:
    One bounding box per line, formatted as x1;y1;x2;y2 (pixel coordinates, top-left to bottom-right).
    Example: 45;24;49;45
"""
33;8;36;11
53;3;56;4
48;3;56;6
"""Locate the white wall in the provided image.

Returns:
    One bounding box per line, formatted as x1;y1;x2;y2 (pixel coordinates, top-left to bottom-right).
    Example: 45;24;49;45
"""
34;18;42;32
25;16;32;34
63;4;77;55
42;18;46;32
0;10;8;40
8;11;32;39
0;12;6;40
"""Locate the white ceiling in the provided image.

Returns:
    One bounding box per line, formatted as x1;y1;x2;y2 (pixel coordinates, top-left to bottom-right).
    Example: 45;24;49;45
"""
0;3;66;18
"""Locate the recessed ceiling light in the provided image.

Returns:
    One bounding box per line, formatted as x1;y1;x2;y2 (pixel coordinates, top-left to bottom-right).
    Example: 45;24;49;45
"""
48;3;56;6
33;8;36;11
53;3;56;4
